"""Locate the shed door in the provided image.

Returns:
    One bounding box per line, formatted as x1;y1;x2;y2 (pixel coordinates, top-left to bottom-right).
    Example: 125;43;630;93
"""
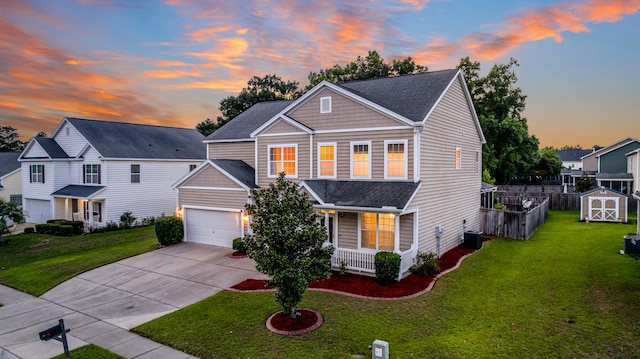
184;208;241;247
589;197;618;222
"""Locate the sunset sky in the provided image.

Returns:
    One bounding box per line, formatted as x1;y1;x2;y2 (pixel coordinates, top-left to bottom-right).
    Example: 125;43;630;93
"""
2;0;638;149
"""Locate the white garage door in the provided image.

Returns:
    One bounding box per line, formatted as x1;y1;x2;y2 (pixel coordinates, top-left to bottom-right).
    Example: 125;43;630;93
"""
184;208;241;247
25;199;51;224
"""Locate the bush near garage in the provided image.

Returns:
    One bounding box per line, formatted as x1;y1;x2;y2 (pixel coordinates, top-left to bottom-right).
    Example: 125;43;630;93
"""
155;216;184;246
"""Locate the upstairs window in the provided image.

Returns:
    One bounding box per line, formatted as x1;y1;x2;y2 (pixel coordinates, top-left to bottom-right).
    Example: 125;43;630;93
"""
361;213;395;251
30;164;45;183
84;164;101;184
269;145;297;177
318;143;336;178
456;147;461;170
475;151;480;173
320;96;332;113
385;140;407;179
131;164;140;183
351;141;371;179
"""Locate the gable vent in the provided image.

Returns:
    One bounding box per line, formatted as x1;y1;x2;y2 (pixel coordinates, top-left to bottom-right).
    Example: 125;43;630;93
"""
320;96;332;114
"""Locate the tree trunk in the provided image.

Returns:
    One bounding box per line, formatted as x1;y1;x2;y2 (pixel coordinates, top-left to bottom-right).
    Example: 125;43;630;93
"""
289;305;296;319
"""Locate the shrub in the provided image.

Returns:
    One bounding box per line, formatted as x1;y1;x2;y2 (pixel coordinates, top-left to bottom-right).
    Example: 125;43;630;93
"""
59;225;73;236
35;224;49;234
374;251;401;285
120;211;136;229
65;221;84;235
410;251;440;276
23;227;35;234
48;222;61;235
232;237;247;252
140;216;156;227
155;216;184;246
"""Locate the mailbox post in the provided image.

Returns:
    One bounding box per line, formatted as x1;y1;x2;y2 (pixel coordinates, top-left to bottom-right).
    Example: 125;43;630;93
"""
39;319;70;359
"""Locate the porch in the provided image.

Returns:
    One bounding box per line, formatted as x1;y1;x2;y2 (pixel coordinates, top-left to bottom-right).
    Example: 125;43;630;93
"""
52;185;106;228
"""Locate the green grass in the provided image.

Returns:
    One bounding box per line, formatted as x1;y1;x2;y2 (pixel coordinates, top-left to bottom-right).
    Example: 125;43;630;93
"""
51;344;124;359
0;226;158;296
133;211;640;358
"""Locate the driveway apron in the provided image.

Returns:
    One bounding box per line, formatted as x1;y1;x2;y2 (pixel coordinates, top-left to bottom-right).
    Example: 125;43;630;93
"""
0;242;263;359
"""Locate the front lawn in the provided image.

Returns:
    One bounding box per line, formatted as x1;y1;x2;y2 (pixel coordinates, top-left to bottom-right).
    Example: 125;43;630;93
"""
0;226;158;296
133;211;640;358
51;344;124;359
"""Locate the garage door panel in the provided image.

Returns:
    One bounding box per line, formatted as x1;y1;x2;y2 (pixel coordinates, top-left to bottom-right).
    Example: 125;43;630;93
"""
25;199;51;224
185;209;240;247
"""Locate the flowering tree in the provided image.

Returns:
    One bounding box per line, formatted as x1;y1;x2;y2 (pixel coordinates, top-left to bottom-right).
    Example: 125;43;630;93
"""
244;173;333;319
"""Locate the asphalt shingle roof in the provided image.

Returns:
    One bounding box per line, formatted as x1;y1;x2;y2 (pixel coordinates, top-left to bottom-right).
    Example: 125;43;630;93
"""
66;118;206;159
206;101;292;141
51;184;105;198
0;152;21;177
595;172;634;180
33;137;70;158
212;159;257;188
302;180;420;210
556;149;592;162
338;69;460;123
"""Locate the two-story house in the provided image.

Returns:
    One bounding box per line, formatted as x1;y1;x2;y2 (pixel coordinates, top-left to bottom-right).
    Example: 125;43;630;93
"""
579;138;639;194
173;69;485;277
628;148;640;234
0;152;22;207
19;118;205;226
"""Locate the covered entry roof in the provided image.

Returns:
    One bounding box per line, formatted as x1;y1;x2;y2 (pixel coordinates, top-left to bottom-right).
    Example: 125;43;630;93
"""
51;185;105;199
301;180;420;211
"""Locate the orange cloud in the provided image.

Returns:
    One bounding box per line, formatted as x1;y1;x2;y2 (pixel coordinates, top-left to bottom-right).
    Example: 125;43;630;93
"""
186;26;233;42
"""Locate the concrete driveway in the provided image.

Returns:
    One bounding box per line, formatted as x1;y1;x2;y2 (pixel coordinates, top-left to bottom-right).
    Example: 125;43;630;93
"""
0;242;263;359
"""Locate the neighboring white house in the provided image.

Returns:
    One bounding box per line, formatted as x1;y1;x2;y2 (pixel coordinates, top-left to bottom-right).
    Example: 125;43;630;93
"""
18;118;205;226
0;152;22;206
628;148;640;234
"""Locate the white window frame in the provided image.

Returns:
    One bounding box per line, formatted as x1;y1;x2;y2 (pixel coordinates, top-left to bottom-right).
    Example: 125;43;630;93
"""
267;144;298;178
320;96;332;114
350;141;371;179
84;164;100;184
30;164;44;183
317;142;337;178
384;140;408;180
455;147;461;170
358;212;396;251
131;164;140;183
475;150;480;174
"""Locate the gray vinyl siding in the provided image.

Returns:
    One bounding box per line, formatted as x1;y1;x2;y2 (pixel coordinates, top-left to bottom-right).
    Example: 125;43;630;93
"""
208;142;255;167
412;76;482;256
312;130;414;181
256;134;310;186
181;165;241;188
400;213;413;251
179;188;248;209
288;88;407;131
337;212;358;249
582;154;598;172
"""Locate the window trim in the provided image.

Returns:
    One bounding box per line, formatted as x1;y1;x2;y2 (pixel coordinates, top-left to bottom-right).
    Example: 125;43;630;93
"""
83;164;101;184
475;150;480;174
320;96;332;114
350;141;372;179
384;140;408;180
358;212;396;251
267;144;298;178
30;164;45;183
317;142;337;179
131;164;140;183
455;147;461;170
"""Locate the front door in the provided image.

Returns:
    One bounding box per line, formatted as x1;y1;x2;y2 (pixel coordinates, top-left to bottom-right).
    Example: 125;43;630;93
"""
320;215;335;244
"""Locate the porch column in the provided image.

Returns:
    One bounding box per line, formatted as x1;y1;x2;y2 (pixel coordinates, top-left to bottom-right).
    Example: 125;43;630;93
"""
64;199;69;220
393;213;400;253
88;200;94;228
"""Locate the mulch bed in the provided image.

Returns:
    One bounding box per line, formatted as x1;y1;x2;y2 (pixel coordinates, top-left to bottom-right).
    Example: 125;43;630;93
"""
231;244;478;298
229;251;248;258
267;309;323;335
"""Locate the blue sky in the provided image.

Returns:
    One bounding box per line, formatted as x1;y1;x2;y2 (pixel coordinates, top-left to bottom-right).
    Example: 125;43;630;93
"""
2;0;638;148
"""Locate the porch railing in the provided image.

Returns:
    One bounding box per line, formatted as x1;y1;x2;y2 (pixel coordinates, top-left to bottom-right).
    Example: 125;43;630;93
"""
332;247;416;280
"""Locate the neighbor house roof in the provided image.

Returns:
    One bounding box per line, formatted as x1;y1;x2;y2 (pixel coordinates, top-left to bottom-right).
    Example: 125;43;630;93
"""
337;69;460;123
205;101;292;142
556;149;592;162
51;184;106;198
581;138;640;159
595;172;634;181
481;182;497;192
211;159;257;188
64;118;206;159
301;180;420;211
0;152;21;178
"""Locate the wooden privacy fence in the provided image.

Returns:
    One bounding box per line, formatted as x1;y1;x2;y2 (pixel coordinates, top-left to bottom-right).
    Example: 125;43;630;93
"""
480;198;550;240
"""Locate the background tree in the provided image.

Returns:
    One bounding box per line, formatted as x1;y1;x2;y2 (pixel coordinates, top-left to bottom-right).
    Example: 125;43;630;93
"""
0;126;25;152
197;74;302;136
35;131;48;138
0;198;24;245
307;50;427;89
559;145;583;150
575;172;595;193
531;147;563;178
458;57;540;184
244;173;333;319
